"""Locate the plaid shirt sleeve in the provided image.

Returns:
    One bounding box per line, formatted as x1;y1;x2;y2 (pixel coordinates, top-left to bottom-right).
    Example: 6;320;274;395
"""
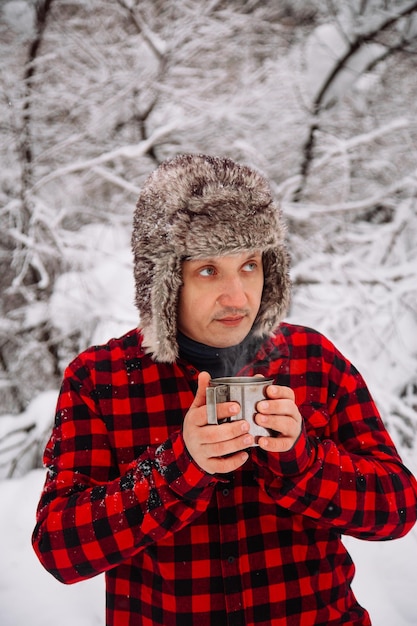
252;326;417;540
32;344;217;585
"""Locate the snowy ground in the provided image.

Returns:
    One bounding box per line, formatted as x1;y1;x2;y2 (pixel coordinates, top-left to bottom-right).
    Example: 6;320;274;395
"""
1;463;416;625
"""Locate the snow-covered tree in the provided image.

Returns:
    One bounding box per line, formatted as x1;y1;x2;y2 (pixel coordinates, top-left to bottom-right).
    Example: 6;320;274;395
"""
0;0;416;476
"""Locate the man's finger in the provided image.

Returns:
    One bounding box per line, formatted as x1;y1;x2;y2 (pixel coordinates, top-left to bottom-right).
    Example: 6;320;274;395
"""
265;384;295;401
190;371;211;409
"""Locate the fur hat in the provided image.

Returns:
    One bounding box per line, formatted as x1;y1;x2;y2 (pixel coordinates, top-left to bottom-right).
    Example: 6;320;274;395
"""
131;154;291;362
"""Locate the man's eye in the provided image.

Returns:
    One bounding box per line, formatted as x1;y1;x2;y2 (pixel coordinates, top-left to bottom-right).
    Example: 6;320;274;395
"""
243;261;257;272
199;267;215;277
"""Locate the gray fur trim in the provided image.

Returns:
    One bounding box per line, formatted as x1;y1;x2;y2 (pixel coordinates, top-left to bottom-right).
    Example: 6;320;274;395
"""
131;154;291;362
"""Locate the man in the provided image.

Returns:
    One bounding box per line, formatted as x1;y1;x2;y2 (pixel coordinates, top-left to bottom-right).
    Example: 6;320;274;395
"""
32;154;417;626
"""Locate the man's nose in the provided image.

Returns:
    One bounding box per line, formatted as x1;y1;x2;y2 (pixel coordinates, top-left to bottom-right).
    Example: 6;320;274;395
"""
217;276;248;307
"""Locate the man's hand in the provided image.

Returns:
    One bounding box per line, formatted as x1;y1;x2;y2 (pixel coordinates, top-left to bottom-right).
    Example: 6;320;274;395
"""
182;371;254;474
255;384;302;452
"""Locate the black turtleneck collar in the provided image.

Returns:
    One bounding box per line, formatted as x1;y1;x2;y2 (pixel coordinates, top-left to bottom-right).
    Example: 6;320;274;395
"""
177;331;262;378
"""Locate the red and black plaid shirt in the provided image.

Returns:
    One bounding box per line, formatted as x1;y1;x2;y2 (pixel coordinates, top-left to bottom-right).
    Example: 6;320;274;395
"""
32;323;417;626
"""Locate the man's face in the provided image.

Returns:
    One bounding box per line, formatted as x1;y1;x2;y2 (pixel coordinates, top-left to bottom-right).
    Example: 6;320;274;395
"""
177;251;264;348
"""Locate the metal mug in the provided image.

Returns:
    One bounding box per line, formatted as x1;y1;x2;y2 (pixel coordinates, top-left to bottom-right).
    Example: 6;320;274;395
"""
206;376;274;445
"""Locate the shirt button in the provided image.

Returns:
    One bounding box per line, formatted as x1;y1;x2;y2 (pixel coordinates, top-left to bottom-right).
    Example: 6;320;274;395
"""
222;488;230;497
227;556;235;564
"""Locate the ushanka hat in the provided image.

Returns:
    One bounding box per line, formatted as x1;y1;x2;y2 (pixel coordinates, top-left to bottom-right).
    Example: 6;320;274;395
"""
131;154;291;362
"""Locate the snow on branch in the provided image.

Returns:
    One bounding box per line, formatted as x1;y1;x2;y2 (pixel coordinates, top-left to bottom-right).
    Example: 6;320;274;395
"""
91;166;141;195
31;122;177;191
312;118;409;171
284;169;417;220
0;392;56;479
295;2;417;200
116;0;167;59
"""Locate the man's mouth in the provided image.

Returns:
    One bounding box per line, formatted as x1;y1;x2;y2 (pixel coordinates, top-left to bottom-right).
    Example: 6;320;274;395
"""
216;316;244;326
213;310;248;327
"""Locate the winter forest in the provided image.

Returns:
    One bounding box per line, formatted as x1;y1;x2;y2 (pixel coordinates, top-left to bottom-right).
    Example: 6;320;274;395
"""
1;0;417;624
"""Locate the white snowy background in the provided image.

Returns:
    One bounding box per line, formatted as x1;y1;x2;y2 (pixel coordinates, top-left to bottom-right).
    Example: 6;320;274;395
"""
1;1;417;624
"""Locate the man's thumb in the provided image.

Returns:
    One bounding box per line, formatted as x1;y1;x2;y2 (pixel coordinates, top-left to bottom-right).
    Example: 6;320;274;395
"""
190;371;211;409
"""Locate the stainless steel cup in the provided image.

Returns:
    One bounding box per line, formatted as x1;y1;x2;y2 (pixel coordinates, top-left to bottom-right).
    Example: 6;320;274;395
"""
206;376;274;444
